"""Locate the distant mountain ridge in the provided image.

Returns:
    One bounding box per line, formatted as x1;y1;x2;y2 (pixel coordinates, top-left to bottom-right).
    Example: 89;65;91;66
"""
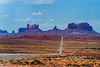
17;23;99;35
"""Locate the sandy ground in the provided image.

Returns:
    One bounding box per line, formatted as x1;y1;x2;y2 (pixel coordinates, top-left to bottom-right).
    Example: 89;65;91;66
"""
0;64;46;67
0;54;40;67
0;53;59;67
0;64;33;67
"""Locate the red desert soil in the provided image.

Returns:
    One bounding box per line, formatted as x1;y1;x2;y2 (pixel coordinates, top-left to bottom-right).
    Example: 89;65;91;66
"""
0;34;100;54
14;34;100;41
0;34;100;67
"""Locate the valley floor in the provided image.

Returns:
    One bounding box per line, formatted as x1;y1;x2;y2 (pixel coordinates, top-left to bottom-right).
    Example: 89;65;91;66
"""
0;34;100;67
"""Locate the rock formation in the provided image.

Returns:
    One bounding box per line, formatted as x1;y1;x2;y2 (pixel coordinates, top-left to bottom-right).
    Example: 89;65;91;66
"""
17;23;99;35
67;23;77;29
77;23;93;31
49;26;61;31
18;28;26;33
0;29;8;34
12;30;15;34
18;24;43;35
18;24;42;33
48;26;62;34
65;23;98;35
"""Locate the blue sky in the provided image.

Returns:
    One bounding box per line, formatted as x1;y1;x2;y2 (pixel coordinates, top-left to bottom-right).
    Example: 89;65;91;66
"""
0;0;100;33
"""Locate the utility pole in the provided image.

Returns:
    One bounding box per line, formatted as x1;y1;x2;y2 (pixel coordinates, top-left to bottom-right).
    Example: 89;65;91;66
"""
59;36;63;54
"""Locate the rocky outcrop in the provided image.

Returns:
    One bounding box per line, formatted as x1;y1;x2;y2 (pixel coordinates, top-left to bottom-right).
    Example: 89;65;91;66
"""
18;24;42;35
18;28;26;33
29;24;42;31
67;23;77;29
65;23;98;35
67;23;93;31
47;26;62;34
52;26;61;31
0;29;8;34
77;23;93;31
12;30;15;34
18;24;42;33
17;23;100;35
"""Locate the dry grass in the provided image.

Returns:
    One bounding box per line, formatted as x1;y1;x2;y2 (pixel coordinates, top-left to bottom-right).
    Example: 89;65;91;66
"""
0;34;100;67
0;38;100;54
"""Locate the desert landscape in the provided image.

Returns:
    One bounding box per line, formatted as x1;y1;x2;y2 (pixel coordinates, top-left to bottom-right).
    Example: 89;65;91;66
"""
0;34;100;67
0;22;100;67
0;0;100;66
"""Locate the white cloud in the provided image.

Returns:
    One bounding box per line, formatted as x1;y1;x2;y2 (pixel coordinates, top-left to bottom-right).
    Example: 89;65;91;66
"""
31;19;36;22
40;22;54;27
14;18;36;22
13;19;24;22
57;24;67;29
0;0;9;4
38;19;42;21
32;12;43;15
25;18;31;22
49;19;54;21
2;15;8;17
26;0;55;4
0;0;55;4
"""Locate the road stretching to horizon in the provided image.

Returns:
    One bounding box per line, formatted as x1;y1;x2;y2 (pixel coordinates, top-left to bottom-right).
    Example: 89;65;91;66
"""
0;53;60;60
